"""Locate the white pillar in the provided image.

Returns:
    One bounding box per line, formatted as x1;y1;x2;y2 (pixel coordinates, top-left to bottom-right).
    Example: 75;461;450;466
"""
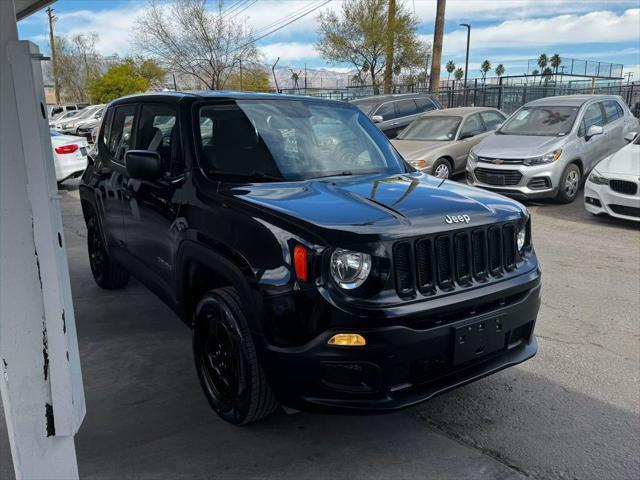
0;1;85;478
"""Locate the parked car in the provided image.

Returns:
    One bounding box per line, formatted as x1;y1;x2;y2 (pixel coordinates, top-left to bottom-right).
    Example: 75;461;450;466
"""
80;92;540;425
584;131;639;221
351;93;442;138
391;107;507;179
53;104;105;134
467;95;640;203
50;130;89;184
48;103;89;120
49;109;82;128
74;107;105;138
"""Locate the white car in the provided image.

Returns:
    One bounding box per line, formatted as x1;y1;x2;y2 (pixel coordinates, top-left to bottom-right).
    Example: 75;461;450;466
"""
585;132;640;222
52;104;104;134
50;130;89;184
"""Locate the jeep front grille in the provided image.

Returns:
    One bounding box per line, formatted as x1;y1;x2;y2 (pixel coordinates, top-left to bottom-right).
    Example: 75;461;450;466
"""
393;223;519;298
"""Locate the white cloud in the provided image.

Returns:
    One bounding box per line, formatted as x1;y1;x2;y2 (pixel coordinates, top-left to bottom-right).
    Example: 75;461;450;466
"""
259;42;319;63
436;9;640;54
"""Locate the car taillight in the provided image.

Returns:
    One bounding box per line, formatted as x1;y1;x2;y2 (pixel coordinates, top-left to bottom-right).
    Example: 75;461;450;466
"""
55;144;79;154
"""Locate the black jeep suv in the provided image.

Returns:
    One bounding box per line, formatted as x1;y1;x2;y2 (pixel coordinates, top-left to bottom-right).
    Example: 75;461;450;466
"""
80;92;541;425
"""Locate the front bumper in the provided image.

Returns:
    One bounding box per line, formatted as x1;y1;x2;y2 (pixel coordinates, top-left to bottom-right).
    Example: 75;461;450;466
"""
466;161;560;200
257;271;541;413
584;179;640;222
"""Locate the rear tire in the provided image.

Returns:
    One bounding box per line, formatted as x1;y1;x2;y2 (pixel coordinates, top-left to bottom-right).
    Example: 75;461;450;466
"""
431;158;452;179
193;287;279;425
86;216;130;289
556;163;581;204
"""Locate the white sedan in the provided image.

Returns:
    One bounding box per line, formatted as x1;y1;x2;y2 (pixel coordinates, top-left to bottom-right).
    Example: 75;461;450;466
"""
50;130;89;184
585;132;640;222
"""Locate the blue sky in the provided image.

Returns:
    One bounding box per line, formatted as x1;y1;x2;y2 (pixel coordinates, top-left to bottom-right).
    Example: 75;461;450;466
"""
17;0;640;79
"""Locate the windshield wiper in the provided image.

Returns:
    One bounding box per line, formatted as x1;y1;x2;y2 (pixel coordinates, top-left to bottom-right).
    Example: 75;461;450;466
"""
308;170;356;179
209;170;284;182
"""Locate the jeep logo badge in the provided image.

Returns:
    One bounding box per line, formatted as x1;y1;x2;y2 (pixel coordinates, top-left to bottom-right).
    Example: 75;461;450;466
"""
445;214;471;224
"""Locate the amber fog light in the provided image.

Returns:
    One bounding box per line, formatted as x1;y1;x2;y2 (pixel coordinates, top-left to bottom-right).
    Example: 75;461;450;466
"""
327;333;366;346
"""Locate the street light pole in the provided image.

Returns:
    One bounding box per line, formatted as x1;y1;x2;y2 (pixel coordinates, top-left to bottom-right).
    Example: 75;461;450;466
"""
460;23;471;105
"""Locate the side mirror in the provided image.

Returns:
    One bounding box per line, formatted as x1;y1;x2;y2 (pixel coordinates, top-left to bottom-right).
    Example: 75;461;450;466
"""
624;131;637;143
495;123;503;130
459;131;475;140
125;150;162;180
372;115;384;123
586;125;603;139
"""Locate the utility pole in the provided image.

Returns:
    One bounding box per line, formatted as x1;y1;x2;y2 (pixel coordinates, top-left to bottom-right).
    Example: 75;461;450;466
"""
429;0;446;94
304;63;307;91
383;0;396;94
460;23;471;104
239;59;243;91
46;7;60;104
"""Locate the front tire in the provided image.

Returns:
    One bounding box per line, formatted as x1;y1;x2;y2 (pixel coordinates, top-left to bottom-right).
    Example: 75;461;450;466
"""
86;216;130;289
556;163;581;203
431;158;452;179
193;287;279;425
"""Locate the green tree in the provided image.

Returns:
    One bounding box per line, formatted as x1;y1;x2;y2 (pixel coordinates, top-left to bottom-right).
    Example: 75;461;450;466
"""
537;54;548;85
87;59;150;103
495;63;505;78
542;67;553;85
137;58;166;89
550;53;562;80
290;70;301;90
446;60;455;82
480;59;491;83
225;66;270;92
316;0;427;94
454;66;464;87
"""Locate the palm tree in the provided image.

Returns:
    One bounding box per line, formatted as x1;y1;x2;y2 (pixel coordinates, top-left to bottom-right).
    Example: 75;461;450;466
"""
550;53;562;81
446;60;456;83
537;54;548;85
290;70;300;91
495;64;505;79
480;59;491;84
542;67;553;85
454;67;464;88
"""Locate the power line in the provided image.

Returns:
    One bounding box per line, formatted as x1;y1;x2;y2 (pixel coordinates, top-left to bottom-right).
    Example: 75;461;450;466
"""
237;0;330;50
227;0;257;19
250;0;328;38
221;0;251;18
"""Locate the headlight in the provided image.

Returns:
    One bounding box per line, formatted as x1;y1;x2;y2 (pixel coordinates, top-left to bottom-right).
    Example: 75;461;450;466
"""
409;159;427;169
588;171;609;185
517;225;527;251
330;248;371;289
468;150;478;162
523;149;562;166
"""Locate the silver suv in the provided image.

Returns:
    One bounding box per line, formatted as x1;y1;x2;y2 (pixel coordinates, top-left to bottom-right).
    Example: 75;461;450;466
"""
466;95;640;203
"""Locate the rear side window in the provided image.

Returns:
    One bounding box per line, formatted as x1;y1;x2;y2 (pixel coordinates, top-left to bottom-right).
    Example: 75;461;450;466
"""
480;111;505;130
579;103;605;137
99;107;114;151
136;104;181;175
603;101;623;123
375;102;397;121
415;97;437;113
395;99;418;118
108;105;136;162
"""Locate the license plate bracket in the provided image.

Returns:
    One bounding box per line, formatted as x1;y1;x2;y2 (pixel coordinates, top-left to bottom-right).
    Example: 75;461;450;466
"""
487;173;505;185
453;318;505;365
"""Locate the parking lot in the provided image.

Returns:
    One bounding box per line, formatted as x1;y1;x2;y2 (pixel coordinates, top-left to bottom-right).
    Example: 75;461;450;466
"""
1;179;638;480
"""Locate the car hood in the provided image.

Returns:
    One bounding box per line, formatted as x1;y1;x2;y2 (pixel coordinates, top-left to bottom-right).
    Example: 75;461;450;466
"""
595;144;640;178
391;139;452;160
475;133;563;158
224;172;525;239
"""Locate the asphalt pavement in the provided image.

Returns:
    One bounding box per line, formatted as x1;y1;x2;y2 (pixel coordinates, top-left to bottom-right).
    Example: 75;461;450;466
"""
1;180;639;480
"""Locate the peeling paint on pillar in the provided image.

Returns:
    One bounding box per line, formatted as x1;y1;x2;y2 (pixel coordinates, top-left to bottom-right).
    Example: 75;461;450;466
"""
42;320;49;380
62;309;66;334
45;403;55;437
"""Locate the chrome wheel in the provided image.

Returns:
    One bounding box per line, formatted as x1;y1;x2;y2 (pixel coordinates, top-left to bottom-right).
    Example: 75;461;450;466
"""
434;163;450;179
564;170;580;199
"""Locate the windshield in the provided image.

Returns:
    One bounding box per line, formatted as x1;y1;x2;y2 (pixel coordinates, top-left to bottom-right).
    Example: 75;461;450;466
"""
197;99;405;181
398;116;461;141
499;106;579;136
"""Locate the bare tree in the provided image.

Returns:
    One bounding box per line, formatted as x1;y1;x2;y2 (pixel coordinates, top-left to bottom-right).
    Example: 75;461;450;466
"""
134;0;261;90
50;33;102;102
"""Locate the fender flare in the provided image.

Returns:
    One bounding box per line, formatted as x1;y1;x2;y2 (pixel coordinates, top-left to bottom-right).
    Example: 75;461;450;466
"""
175;240;264;332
